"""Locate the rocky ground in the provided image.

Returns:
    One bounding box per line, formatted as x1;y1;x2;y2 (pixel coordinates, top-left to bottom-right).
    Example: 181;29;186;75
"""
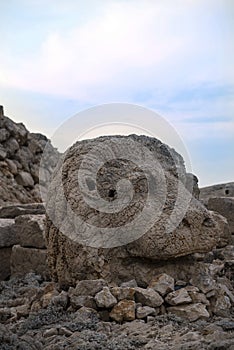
0;269;233;350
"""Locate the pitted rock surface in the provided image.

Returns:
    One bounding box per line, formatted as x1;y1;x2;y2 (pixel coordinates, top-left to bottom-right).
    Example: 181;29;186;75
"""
45;135;223;287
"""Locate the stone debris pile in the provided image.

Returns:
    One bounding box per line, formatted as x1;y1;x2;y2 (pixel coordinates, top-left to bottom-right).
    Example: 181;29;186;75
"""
0;269;233;349
66;270;234;323
0;105;59;205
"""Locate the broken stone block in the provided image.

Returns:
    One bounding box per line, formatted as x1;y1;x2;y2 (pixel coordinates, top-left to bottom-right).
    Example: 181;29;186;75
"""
94;287;117;308
69;295;97;310
208;197;234;237
74;279;107;297
190;271;216;294
167;303;210;322
110;300;136;322
187;291;210;305
0;219;18;247
211;287;232;317
136;306;156;319
209;211;231;247
120;279;138;288
149;273;174;296
10;245;48;279
0;203;45;218
111;286;135;301
165;288;192;306
15;171;34;188
14;214;45;248
134;287;164;308
43;328;58;338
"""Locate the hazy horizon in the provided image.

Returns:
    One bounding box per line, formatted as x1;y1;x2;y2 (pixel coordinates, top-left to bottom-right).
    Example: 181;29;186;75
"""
0;0;233;187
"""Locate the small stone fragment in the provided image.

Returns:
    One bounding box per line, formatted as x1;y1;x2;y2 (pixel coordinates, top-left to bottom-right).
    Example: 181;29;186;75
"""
213;294;231;317
175;280;187;287
120;279;138;288
167;303;210;322
185;285;199;293
41;290;59;308
111;287;135;301
44;328;58;338
75;306;98;318
58;327;73;337
74;279;107;297
15;214;45;248
190;272;216;294
70;295;97;310
187;291;210;305
165;288;192;306
6;159;17;175
51;291;68;309
15;304;29;318
146;315;155;323
15;171;34;188
206;290;216;298
136;306;156;319
149;273;174;296
134;287;164;307
218;283;234;304
110;300;136;322
94;287;117;308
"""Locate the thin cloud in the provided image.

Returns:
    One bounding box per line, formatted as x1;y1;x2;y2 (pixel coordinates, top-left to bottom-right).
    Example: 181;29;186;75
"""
0;0;232;101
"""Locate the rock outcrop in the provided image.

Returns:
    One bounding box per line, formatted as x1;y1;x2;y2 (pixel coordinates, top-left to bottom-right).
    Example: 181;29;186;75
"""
0;105;59;205
45;135;224;287
200;181;234;205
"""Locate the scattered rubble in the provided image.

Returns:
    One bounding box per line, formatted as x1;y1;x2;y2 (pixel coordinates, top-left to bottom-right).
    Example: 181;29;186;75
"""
0;270;233;349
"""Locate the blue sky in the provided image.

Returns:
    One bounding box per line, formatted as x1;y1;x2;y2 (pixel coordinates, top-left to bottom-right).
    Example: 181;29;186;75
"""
0;0;233;186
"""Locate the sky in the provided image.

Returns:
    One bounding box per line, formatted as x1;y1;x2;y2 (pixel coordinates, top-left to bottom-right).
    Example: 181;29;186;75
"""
0;0;233;187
